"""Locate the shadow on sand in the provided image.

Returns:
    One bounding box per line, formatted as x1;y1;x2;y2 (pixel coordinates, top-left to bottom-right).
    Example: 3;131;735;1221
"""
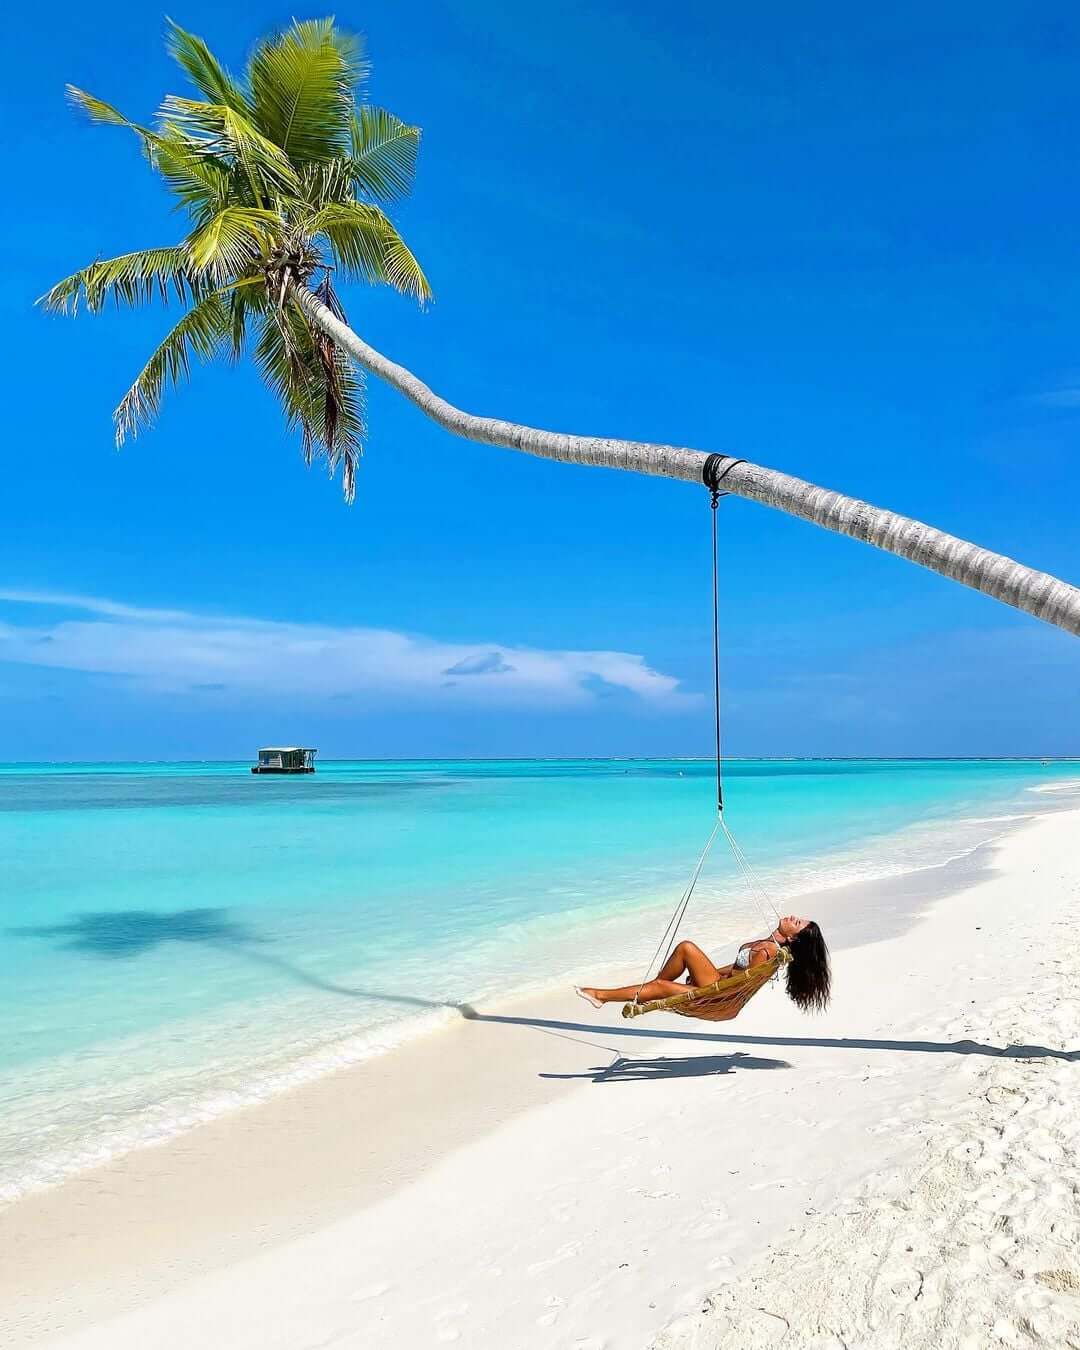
540;1051;792;1083
460;1009;1080;1063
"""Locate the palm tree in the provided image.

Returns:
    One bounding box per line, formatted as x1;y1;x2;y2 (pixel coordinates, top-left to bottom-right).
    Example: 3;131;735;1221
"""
40;18;431;504
41;20;1080;636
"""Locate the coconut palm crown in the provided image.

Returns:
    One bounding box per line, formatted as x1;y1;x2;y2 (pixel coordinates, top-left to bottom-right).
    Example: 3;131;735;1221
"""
39;18;430;502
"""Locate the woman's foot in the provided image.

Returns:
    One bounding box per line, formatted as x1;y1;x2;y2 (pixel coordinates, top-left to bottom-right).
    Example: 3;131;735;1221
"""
574;985;604;1009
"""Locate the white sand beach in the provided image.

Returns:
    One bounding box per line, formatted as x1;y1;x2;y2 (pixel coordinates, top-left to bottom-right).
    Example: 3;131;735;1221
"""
4;803;1079;1350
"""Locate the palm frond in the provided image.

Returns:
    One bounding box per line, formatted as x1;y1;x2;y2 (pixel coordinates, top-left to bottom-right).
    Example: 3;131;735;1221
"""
159;96;299;196
307;201;384;280
309;202;431;303
253;298;365;501
247;19;360;165
184;206;281;278
66;84;228;216
349;106;421;201
151;128;235;221
225;281;264;360
66;84;167;177
38;247;195;314
380;229;432;304
326;344;364;502
114;292;230;445
165;19;252;114
66;85;154;136
295;158;357;210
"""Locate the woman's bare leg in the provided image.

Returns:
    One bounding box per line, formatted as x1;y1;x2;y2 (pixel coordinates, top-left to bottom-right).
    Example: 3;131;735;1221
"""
578;978;700;1004
657;940;721;986
578;941;732;1005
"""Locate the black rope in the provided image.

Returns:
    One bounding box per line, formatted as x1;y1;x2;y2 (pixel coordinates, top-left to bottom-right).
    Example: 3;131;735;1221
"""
628;458;761;1000
710;489;723;815
701;453;745;497
701;456;743;816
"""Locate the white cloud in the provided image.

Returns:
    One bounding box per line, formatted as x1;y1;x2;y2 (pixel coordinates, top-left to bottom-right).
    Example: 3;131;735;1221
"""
0;589;691;710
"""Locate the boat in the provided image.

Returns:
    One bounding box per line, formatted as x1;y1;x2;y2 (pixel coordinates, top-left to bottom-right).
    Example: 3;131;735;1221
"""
251;747;317;774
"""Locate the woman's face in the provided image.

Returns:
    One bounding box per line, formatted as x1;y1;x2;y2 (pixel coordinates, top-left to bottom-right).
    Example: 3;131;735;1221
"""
777;915;810;940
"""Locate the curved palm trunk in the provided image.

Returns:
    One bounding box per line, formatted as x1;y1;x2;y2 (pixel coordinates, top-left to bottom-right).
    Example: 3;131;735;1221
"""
294;284;1080;637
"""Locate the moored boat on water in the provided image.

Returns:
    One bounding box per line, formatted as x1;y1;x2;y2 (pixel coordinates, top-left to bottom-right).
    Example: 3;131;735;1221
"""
251;747;317;775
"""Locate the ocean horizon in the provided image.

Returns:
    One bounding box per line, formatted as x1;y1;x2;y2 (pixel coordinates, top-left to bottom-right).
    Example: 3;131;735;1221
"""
6;755;1078;765
3;756;1079;1204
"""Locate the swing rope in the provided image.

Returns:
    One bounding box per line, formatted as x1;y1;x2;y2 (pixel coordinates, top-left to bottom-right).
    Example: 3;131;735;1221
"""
631;816;723;1005
631;458;779;1005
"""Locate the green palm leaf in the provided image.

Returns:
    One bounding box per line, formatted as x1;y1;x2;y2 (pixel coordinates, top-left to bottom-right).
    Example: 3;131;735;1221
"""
39;247;196;314
295;158;355;210
223;280;265;360
159;96;300;197
66;85;153;135
165;19;252;115
151;129;234;222
381;231;432;304
350;106;421;201
248;20;360;165
253;298;365;501
310;202;431;302
114;292;231;446
184;206;281;278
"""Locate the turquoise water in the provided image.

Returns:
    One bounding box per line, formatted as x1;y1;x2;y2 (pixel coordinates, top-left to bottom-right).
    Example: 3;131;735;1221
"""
1;757;1077;1201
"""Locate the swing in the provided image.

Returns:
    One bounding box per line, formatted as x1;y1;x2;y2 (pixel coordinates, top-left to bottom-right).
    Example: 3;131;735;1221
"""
621;455;789;1023
622;947;791;1022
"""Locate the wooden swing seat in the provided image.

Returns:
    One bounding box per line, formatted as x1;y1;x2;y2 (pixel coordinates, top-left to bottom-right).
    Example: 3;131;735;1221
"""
622;948;791;1022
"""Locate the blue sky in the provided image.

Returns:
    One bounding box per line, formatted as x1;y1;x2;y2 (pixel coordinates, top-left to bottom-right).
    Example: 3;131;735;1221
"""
3;1;1079;759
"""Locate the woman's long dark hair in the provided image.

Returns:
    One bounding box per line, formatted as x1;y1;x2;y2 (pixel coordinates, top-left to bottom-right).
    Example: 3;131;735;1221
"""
785;922;831;1013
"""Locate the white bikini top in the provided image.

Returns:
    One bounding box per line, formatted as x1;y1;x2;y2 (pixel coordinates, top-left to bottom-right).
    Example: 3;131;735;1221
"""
733;938;781;970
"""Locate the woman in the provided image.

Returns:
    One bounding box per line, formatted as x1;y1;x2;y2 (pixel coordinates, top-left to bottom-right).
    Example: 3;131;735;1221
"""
576;915;831;1014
